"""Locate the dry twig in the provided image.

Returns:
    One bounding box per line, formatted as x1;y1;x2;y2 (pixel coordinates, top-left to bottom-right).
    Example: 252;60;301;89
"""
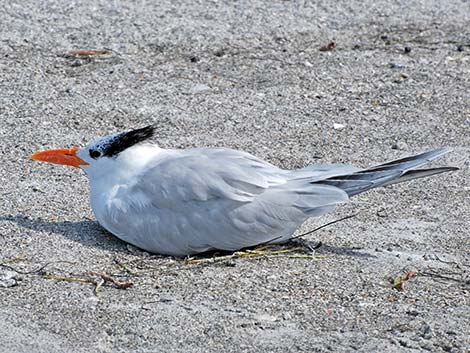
292;214;358;240
0;260;76;275
185;246;322;265
69;49;110;56
393;271;418;291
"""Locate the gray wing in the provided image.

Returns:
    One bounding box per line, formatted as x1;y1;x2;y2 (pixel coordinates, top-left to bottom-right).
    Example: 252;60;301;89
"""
126;148;349;255
136;148;288;206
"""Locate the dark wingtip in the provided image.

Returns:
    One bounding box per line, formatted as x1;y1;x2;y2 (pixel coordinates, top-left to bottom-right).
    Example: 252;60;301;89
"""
444;166;460;172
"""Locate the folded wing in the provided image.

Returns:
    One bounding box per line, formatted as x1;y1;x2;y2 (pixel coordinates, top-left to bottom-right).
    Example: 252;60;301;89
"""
125;148;349;254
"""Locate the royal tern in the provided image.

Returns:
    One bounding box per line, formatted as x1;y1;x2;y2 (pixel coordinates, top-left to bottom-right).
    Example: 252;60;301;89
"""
31;125;457;256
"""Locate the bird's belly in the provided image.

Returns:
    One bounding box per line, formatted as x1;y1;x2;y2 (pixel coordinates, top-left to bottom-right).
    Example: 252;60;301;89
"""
90;195;301;256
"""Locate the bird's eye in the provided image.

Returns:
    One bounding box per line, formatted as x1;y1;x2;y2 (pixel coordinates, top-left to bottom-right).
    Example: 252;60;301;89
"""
89;150;101;159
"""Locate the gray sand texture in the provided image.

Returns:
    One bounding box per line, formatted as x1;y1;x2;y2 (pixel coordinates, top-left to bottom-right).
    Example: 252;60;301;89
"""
1;1;469;352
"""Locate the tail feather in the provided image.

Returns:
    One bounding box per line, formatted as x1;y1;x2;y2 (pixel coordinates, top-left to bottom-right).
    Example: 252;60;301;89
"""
382;167;458;186
313;149;456;197
367;148;450;172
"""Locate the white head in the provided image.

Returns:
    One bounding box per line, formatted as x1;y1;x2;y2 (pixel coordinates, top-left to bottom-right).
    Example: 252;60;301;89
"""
31;125;157;177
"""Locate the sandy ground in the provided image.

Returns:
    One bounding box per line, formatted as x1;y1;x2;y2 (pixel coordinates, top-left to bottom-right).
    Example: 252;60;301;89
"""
1;0;469;352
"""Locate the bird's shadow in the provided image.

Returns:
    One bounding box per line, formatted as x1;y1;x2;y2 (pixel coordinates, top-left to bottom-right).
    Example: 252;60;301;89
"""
0;214;130;254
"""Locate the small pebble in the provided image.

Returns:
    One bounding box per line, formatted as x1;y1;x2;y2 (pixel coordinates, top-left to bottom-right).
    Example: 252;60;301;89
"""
404;46;412;54
0;270;20;288
423;254;438;261
319;41;336;52
189;55;199;63
389;63;405;69
333;123;345;130
69;60;83;67
189;83;211;94
214;49;225;57
377;210;388;217
253;314;278;323
391;141;409;150
420;324;433;339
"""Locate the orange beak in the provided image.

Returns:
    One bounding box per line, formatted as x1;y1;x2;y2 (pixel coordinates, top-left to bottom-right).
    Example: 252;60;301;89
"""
30;147;89;168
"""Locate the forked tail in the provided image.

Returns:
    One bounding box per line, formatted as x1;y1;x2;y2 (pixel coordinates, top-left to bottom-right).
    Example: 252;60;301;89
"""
314;148;457;197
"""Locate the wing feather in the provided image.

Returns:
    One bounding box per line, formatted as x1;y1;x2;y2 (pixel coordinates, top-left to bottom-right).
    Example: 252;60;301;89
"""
111;148;349;255
133;148;286;207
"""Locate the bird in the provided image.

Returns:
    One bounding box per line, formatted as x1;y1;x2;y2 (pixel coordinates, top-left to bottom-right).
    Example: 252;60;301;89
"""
30;125;457;256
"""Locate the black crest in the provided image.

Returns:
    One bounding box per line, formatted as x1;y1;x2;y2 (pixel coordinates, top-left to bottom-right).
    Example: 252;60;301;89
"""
102;125;156;157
